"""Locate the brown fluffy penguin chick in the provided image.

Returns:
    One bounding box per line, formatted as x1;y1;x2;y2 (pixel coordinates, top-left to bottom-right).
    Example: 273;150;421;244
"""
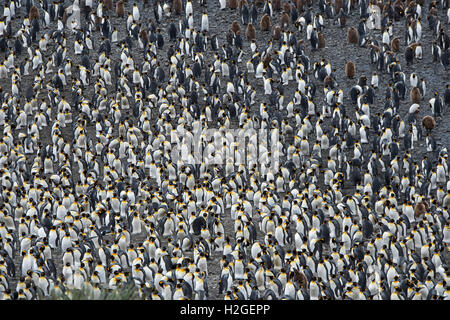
273;0;282;11
246;23;256;40
29;5;40;21
104;0;113;11
345;61;355;78
239;0;248;9
116;0;125;17
173;0;183;15
231;21;241;35
335;8;348;27
409;42;421;55
272;25;282;40
228;0;238;9
422;115;436;131
139;28;149;44
410;86;422;103
323;75;335;88
414;201;428;218
93;13;102;29
296;0;304;13
409;42;420;49
260;14;271;31
391;37;400;52
292;269;307;289
280;12;290;30
263;54;273;68
347;27;359;44
429;6;438;16
283;2;292;14
318;32;325;48
334;0;344;12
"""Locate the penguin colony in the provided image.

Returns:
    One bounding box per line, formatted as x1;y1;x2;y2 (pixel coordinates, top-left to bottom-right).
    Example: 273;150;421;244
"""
0;0;448;301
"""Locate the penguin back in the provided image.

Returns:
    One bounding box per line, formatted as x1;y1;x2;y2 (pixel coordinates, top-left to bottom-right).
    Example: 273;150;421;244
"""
405;45;414;64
